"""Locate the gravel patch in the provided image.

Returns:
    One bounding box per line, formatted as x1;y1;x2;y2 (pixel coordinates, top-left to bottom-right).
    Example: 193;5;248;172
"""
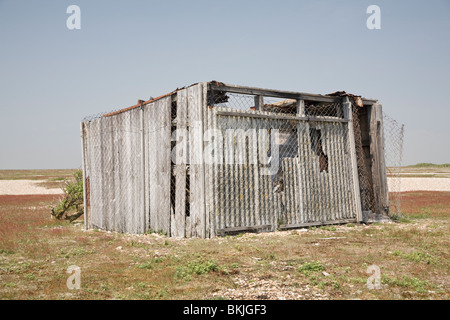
211;274;329;300
388;177;450;192
0;180;64;195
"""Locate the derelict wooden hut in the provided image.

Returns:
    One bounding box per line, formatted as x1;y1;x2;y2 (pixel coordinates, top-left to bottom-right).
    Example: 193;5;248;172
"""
81;81;389;238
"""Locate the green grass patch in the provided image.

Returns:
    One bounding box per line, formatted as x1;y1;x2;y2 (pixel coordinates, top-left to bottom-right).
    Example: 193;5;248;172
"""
298;261;326;276
382;275;431;293
176;259;222;281
407;163;450;168
392;250;437;265
320;226;336;231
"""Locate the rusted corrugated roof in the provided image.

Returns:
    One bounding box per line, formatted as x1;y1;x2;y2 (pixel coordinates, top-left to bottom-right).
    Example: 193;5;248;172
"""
103;82;201;117
103;91;177;117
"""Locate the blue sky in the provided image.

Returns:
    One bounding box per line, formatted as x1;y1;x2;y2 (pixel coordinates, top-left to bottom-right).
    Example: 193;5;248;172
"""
0;0;449;169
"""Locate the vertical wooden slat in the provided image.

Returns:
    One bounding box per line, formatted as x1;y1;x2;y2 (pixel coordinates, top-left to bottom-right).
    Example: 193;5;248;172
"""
173;89;187;237
343;97;363;222
250;118;260;226
147;97;172;234
202;84;210;238
187;84;206;237
254;95;263;111
370;103;389;215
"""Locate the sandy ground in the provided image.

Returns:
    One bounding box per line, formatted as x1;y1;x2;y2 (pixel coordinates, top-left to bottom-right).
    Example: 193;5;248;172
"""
0;177;449;195
0;180;64;195
387;177;450;192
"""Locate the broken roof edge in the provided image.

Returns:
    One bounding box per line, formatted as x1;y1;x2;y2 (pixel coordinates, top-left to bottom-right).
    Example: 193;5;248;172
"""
210;81;379;106
100;80;378;119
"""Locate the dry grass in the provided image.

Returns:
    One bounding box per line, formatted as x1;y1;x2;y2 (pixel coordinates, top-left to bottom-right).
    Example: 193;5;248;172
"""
0;170;448;300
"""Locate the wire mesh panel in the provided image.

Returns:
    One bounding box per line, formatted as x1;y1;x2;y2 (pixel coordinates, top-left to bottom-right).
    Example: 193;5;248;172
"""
83;108;145;234
351;103;376;213
81;82;402;237
82;97;174;235
383;113;405;217
207;91;360;235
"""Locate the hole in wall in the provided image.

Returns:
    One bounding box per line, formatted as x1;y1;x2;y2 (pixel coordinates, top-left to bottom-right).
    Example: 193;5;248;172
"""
309;128;328;173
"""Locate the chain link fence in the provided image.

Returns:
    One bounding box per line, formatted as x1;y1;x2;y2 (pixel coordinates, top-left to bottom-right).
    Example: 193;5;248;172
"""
82;97;175;235
383;113;405;217
81;83;404;237
82;108;147;234
208;92;360;234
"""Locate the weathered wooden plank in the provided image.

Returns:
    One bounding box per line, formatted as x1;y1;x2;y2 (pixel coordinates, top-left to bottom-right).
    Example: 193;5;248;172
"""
296;100;305;224
147;97;172;234
316;123;328;221
328;122;341;221
98;117;107;230
216;224;272;235
107;115;116;232
279;219;357;230
85;121;97;229
140;107;146;233
127;110;138;234
117;113;127;233
254;95;264;111
202;83;210;238
250;118;260;226
143;105;151;234
210;107;219;236
335;121;351;220
282;159;291;224
209;83;342;103
159;99;172;235
215;110;350;123
187;84;206;237
111;115;121;232
209;82;378;105
343;97;363;222
369;104;381;216
297;122;307;224
84;121;92;229
370;103;389;215
266;117;277;229
258;121;269;226
131;109;142;234
377;105;389;213
236;113;246;228
173;89;188;238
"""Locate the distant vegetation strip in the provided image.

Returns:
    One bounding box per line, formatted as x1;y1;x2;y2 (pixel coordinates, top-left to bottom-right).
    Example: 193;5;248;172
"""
408;163;450;168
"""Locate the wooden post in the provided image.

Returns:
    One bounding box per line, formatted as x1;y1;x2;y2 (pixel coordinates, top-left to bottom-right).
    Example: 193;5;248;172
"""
254;95;264;111
140;104;146;233
187;84;206;238
370;103;389;215
80;122;88;230
296;100;305;223
343;97;363;222
173;90;187;238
